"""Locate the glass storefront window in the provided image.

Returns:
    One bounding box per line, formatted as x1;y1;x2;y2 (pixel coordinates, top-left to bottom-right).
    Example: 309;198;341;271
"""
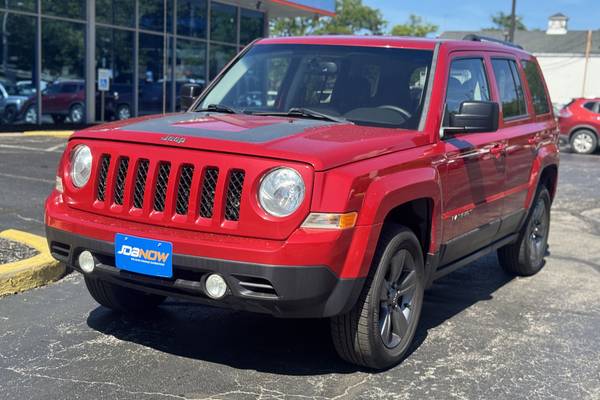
209;44;236;80
176;39;206;110
96;27;134;122
240;8;264;45
0;12;35;125
3;0;36;12
139;32;166;115
177;0;207;39
210;2;236;44
41;19;85;124
96;0;135;27
42;0;85;20
139;0;165;32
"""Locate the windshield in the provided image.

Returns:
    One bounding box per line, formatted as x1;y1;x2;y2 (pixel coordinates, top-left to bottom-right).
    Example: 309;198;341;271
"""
197;44;434;130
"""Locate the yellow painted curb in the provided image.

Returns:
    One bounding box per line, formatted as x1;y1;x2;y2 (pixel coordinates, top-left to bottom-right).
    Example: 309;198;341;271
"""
22;130;73;138
0;229;66;297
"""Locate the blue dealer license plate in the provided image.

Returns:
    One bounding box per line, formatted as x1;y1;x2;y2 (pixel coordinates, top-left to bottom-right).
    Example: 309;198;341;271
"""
115;234;173;278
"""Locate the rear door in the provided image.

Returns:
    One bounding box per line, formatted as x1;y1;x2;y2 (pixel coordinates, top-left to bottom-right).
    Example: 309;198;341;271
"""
489;55;554;237
439;53;506;265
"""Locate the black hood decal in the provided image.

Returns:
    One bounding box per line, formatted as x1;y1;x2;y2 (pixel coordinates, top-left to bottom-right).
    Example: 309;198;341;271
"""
119;113;337;143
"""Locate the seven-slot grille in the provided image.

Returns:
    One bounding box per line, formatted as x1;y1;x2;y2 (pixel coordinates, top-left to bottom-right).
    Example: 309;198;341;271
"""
95;156;244;222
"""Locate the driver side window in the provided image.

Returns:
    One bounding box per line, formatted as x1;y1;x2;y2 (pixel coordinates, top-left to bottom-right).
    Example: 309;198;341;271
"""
445;58;490;114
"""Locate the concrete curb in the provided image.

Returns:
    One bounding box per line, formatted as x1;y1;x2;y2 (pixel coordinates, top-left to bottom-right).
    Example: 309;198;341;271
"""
0;131;73;138
0;229;66;297
22;131;73;138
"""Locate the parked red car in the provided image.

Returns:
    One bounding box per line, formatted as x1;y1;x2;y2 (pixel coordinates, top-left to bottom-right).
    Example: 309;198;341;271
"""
46;35;559;369
559;98;600;154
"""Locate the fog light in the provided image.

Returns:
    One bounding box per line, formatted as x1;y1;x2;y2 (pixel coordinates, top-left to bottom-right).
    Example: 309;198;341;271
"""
78;251;95;273
205;274;227;299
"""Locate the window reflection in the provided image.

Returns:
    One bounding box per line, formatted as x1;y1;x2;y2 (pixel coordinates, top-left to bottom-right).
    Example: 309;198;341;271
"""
240;8;264;45
178;0;207;38
139;0;165;32
0;12;35;125
42;0;85;20
96;28;134;121
211;2;236;43
96;0;135;27
210;44;236;80
139;32;165;115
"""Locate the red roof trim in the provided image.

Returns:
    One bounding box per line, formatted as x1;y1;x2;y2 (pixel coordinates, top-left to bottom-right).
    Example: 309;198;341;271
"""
269;0;336;17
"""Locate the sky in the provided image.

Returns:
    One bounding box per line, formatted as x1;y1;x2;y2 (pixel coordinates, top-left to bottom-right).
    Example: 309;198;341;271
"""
363;0;599;34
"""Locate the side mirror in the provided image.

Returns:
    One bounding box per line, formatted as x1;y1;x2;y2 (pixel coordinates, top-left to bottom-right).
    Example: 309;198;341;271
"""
445;101;499;134
180;83;204;110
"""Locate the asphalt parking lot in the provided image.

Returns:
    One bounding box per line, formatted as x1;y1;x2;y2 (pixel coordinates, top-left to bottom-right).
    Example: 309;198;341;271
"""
0;134;599;399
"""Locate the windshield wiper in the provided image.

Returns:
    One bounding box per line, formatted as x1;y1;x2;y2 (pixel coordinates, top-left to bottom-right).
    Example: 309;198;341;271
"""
195;104;239;114
253;108;351;124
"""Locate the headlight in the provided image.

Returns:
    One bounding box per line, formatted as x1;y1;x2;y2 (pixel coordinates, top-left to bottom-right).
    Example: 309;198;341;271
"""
258;168;305;217
70;145;92;188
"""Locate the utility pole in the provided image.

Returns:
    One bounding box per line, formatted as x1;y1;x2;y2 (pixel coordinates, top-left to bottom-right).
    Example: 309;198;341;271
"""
509;0;517;43
582;30;593;98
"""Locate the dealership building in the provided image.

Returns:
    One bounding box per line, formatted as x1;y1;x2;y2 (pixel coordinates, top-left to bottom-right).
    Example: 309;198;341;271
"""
0;0;335;127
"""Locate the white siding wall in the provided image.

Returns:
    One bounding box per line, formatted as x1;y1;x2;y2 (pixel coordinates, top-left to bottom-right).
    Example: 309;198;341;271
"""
536;55;600;106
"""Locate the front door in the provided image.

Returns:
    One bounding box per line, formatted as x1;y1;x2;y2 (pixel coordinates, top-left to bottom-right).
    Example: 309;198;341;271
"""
439;54;507;265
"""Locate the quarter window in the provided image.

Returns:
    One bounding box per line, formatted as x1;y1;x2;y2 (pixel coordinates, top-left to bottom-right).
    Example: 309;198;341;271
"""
445;58;490;114
521;60;550;115
492;59;527;119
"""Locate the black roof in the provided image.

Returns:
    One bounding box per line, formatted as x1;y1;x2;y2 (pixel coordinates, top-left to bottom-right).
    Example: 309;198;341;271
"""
440;30;600;55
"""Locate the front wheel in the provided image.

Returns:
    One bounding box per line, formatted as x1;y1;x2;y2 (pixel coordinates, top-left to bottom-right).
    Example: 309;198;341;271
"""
331;226;425;369
24;104;38;124
84;276;166;314
498;187;551;276
69;103;84;124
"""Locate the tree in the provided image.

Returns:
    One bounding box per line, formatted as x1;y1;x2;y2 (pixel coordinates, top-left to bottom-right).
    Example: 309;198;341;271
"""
270;0;386;37
489;11;526;31
390;15;438;37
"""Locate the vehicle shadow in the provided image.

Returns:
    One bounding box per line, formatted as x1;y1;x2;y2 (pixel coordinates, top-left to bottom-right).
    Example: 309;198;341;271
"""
86;253;514;375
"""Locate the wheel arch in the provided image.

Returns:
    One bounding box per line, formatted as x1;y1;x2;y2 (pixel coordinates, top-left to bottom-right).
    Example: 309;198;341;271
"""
569;125;598;139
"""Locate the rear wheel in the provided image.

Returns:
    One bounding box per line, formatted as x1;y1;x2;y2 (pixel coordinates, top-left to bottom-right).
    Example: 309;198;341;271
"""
570;129;598;154
330;226;425;369
498;187;551;276
84;276;166;314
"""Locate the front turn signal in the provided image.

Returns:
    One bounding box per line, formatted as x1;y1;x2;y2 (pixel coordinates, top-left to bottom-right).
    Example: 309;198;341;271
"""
301;212;358;230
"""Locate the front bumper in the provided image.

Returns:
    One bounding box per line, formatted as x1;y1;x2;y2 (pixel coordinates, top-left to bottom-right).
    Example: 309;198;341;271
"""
47;227;364;318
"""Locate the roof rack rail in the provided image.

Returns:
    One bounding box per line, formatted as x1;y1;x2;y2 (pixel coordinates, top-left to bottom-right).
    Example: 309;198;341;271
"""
463;34;524;50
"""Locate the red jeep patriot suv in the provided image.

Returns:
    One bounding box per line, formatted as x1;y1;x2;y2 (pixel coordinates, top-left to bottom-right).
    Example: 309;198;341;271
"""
46;35;559;369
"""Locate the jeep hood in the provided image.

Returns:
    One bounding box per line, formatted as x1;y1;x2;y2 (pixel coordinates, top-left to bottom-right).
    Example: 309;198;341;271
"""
73;113;427;171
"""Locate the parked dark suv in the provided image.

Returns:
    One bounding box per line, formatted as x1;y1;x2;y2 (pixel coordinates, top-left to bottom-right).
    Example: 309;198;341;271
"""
46;35;559;369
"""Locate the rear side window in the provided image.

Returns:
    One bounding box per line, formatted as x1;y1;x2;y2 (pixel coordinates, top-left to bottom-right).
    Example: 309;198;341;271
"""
583;102;598;112
491;59;527;119
445;58;490;114
521;60;550;115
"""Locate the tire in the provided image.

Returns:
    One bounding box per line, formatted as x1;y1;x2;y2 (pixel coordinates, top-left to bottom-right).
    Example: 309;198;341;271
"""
51;114;66;124
570;129;598;154
116;104;131;120
24;104;38;124
84;276;166;314
69;103;84;124
498;187;551;276
331;225;425;370
3;106;17;124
